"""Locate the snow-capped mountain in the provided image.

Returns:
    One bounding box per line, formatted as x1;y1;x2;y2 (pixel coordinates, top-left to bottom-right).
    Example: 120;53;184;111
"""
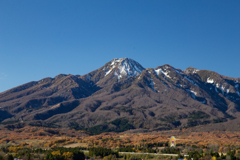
0;58;240;133
104;58;145;80
80;58;145;86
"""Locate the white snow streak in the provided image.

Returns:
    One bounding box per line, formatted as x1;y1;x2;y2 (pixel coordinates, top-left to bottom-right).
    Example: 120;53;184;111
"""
149;78;157;92
105;69;113;76
155;68;171;78
173;69;182;74
184;76;199;87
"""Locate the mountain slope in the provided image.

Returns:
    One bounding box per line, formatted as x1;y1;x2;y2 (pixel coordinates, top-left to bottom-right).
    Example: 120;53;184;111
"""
0;58;240;133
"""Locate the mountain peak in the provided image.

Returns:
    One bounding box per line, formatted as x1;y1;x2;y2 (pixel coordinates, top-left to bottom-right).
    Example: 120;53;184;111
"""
104;58;145;79
110;58;136;65
184;67;200;74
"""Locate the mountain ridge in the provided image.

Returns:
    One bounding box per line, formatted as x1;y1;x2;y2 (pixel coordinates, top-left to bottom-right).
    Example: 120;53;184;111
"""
0;58;240;134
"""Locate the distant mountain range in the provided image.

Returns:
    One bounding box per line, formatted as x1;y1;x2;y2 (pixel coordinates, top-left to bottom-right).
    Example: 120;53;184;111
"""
0;58;240;134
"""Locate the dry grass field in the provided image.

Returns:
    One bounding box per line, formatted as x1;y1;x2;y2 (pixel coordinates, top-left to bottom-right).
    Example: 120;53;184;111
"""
1;126;240;152
63;143;88;148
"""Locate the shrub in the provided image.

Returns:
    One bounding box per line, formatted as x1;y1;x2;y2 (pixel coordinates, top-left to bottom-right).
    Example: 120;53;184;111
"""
161;147;180;154
89;147;118;158
7;154;13;160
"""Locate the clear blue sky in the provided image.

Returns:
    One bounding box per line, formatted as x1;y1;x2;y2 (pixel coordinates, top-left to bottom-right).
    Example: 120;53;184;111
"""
1;1;240;92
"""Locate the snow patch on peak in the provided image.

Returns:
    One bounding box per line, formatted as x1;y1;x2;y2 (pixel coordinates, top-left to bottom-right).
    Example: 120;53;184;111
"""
190;90;197;96
193;69;199;73
114;71;122;80
105;58;145;80
186;89;197;98
171;68;199;87
155;68;171;79
189;89;197;96
226;89;230;94
209;82;232;96
111;58;121;64
207;77;214;84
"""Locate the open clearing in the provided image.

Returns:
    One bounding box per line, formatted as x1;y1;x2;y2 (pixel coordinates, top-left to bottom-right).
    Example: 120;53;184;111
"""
63;143;88;148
